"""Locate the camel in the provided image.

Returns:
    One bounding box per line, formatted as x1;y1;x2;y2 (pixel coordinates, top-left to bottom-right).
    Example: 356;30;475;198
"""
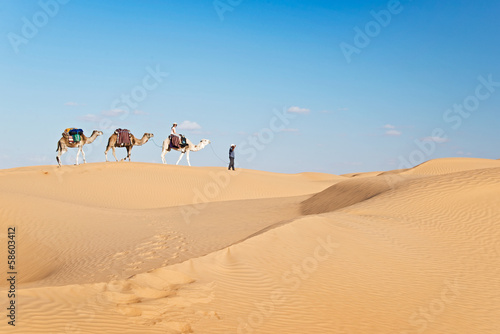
161;136;211;166
105;132;154;162
56;130;103;166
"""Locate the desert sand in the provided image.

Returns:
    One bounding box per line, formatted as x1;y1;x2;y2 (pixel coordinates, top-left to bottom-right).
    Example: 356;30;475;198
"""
0;157;499;333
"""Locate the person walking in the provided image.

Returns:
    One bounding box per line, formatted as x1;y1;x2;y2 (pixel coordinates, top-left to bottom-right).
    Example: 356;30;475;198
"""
228;144;236;170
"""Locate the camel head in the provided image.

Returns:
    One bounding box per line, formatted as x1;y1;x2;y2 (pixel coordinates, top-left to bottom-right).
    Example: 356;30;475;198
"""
84;130;104;144
188;139;211;152
145;133;154;139
194;139;211;151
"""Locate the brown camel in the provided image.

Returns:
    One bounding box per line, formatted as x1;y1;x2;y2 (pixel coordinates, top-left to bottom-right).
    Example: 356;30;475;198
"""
105;132;154;162
56;130;103;166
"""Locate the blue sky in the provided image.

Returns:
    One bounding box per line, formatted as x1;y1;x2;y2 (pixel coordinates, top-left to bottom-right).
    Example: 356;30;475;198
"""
1;0;499;174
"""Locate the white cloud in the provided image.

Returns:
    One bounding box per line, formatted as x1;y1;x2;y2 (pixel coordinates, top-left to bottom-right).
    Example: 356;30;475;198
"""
133;110;148;115
178;120;202;130
65;102;79;106
385;130;402;136
102;109;127;117
383;124;401;136
287;106;311;114
337;107;349;111
421;136;449;143
78;114;101;122
280;128;299;132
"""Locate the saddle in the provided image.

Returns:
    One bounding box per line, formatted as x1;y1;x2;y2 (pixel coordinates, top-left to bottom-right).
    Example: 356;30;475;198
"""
115;129;131;146
63;128;83;143
169;134;187;149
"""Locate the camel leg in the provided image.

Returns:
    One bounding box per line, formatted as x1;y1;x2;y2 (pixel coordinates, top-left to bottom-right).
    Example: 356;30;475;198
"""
56;150;63;167
112;147;118;162
176;152;185;165
186;150;191;166
81;147;86;164
56;141;63;167
57;147;68;167
75;148;80;165
105;147;110;162
126;146;132;161
161;148;167;164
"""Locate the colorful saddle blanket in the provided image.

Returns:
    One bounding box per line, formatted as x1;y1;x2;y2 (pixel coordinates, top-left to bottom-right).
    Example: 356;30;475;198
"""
115;129;131;146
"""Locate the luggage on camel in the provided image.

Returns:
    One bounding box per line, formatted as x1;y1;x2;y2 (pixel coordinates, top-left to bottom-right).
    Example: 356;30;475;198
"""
63;128;83;143
115;128;131;146
68;128;83;136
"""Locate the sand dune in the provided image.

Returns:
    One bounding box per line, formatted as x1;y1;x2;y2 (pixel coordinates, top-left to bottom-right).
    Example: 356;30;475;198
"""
300;173;413;215
0;163;340;209
400;157;500;175
0;163;338;288
0;158;499;333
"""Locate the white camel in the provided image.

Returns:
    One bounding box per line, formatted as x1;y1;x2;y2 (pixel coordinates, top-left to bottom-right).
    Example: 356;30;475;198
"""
161;136;211;166
56;130;103;166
